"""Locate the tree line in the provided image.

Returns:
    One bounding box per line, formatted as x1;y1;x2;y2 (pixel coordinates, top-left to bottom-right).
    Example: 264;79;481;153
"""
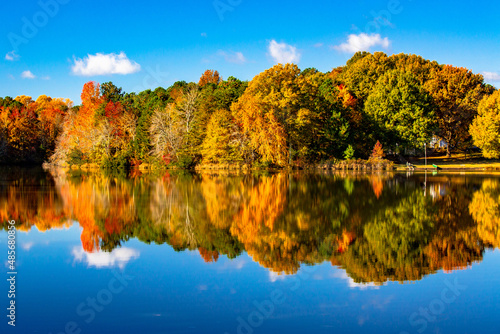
1;52;499;168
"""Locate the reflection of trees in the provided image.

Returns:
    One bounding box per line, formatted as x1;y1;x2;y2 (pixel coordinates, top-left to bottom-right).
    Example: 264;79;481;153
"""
54;172;137;252
202;174;246;230
425;183;483;272
338;180;487;283
470;179;500;248
230;174;293;272
340;193;436;283
0;167;68;232
3;168;500;284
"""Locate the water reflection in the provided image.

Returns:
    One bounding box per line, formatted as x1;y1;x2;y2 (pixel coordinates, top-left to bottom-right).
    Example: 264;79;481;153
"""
1;167;499;284
72;247;140;269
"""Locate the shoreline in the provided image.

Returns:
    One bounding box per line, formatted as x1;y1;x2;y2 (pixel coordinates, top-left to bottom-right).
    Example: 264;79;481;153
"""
395;165;500;172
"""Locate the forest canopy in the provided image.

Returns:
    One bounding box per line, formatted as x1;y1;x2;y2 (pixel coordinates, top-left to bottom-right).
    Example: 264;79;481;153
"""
1;52;498;168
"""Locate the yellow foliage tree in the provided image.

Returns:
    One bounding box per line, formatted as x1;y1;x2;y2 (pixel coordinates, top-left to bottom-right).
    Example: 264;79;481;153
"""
201;109;235;164
231;64;300;166
14;95;34;107
470;90;500;158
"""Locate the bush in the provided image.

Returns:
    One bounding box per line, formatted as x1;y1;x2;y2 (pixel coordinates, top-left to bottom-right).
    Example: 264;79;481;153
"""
101;153;131;170
173;155;196;169
344;145;355;160
67;148;88;166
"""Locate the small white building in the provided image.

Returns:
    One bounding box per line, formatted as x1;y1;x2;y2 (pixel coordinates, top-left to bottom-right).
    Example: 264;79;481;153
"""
429;136;448;149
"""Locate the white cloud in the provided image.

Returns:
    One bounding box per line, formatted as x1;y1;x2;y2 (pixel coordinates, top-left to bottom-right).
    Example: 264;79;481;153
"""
21;242;34;251
334;33;390;53
269;271;287;282
313;43;324;48
71;52;141;76
21;70;36;79
72;247;140;269
5;50;19;61
217;50;247;64
217;258;246;272
483;71;500;81
332;271;382;290
268;40;301;64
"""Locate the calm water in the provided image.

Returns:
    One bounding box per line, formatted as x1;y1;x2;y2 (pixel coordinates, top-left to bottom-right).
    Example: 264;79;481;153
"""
1;167;500;334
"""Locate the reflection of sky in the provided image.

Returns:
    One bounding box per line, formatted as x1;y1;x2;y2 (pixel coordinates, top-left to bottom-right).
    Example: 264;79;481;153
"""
1;226;500;334
331;271;382;290
72;247;140;269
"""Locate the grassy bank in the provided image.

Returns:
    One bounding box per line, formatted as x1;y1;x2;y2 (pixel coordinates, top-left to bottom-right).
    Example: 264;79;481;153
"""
396;154;500;171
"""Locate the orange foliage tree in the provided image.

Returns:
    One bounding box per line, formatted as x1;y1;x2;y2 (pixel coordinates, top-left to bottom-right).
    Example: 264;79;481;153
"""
199;69;221;87
370;140;385;161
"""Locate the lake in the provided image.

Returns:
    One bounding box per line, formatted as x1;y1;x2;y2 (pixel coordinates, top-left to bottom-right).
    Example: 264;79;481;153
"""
1;167;500;334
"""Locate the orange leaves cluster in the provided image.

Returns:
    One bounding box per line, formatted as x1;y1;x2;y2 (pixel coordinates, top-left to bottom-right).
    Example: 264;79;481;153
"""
338;84;361;125
199;69;221;87
231;174;288;243
198;247;219;263
337;230;357;253
0;94;71;162
370;176;384;199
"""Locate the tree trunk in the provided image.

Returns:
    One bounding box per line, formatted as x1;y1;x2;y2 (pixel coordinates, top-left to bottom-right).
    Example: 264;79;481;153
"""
288;141;292;166
445;133;452;157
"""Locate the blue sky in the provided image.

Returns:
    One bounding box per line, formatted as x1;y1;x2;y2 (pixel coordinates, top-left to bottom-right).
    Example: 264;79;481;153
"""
2;0;500;104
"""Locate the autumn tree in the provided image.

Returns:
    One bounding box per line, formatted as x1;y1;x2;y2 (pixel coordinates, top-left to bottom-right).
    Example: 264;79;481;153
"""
49;81;135;168
370;141;384;161
199;70;221;87
392;53;440;85
150;103;185;164
0;111;7;160
424;65;491;156
14;95;34;108
76;81;104;158
2;105;40;163
470;90;500;158
50;82;105;165
34;95;71;156
232;64;341;166
176;85;203;166
340;52;393;101
231;64;297;165
201;109;236;164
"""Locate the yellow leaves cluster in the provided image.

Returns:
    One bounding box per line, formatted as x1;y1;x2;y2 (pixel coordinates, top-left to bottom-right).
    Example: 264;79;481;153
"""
470;90;500;158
